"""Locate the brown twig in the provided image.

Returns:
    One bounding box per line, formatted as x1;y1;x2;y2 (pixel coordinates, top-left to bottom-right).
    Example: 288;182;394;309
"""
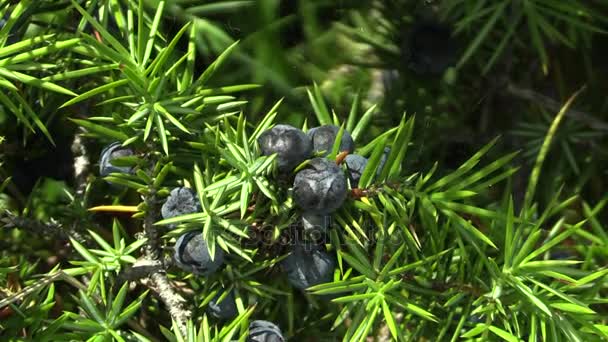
139;193;191;336
141;273;191;334
1;214;88;244
506;83;608;131
119;257;173;282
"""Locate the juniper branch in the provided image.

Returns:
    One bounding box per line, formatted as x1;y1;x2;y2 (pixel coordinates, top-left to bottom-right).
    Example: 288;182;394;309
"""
140;192;191;336
71;129;90;198
119;257;173;282
0;213;88;244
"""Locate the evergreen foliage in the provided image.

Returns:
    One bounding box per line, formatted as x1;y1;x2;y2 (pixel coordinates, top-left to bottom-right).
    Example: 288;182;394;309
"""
0;1;607;341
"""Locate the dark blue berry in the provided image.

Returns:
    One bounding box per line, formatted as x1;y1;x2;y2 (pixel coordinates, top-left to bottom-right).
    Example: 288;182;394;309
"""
301;212;331;236
381;69;400;93
99;142;134;177
307;125;355;156
549;250;576;260
174;231;224;276
403;21;457;75
257;124;312;171
293;158;347;214
377;147;391;175
345;148;391;187
281;242;335;290
344;154;368;187
247;320;284;342
207;289;238;320
161;187;200;221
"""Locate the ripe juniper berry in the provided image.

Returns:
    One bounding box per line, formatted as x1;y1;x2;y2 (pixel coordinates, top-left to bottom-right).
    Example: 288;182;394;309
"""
293;158;347;214
345;147;391;187
247;320;284;342
99;142;134;177
301;212;331;237
344;154;368;187
281;242;336;290
257;124;312;171
307;125;355;156
161;187;201;222
206;289;238;320
174;231;224;276
377;147;391;174
403;20;458;75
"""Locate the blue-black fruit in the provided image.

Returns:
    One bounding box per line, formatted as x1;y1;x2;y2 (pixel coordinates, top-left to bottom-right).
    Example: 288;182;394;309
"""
207;289;238;320
344;154;368;187
161;187;201;221
281;242;335;290
307;125;355;156
378;147;391;173
174;231;224;276
99;142;134;177
345;147;391;187
247;320;284;342
293;158;347;214
257;124;313;171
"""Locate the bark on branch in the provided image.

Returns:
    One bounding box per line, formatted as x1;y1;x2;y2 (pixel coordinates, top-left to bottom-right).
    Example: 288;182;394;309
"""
139;194;191;336
119;257;173;282
1;214;88;244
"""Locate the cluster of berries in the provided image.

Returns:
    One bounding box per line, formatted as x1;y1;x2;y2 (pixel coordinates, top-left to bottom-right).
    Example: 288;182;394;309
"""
97;123;388;338
258;124;388;230
99;149;285;339
257;123;389;291
161;187;285;339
